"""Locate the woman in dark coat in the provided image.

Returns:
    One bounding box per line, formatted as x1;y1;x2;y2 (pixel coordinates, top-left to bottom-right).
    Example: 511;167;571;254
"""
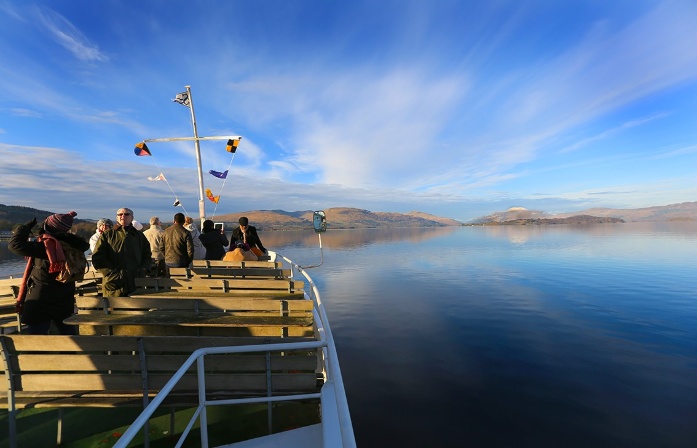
199;219;229;260
9;211;89;335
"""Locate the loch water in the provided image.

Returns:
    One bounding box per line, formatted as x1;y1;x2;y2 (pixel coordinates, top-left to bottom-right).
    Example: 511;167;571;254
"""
1;222;696;447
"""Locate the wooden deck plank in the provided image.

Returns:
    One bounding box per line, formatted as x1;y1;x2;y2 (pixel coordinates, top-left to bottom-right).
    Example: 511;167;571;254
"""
134;277;304;292
76;296;313;311
64;313;313;327
130;290;305;298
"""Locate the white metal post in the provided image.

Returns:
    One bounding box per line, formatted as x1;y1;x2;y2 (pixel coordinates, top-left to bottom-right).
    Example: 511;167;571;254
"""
185;85;207;227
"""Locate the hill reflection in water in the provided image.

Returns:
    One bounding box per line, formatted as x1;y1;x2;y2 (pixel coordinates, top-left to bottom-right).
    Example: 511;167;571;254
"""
260;226;459;249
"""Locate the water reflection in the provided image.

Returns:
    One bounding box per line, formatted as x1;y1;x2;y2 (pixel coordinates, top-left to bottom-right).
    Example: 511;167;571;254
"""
479;221;697;244
260;226;459;249
0;241;22;262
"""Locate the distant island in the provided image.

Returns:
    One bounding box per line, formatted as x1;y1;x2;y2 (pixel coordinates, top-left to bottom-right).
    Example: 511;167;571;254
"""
470;203;697;225
473;215;625;226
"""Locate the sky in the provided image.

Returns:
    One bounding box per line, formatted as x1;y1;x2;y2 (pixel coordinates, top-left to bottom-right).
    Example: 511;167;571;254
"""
0;0;696;223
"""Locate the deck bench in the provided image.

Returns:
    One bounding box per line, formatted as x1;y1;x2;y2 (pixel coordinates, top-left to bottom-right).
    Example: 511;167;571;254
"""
70;295;315;337
132;276;304;295
0;279;21;334
0;334;320;445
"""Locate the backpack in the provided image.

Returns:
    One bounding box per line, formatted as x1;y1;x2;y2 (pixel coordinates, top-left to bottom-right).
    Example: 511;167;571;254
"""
56;243;88;283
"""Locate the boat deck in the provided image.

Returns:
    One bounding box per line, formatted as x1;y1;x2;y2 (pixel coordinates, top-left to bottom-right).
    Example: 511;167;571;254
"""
1;256;355;447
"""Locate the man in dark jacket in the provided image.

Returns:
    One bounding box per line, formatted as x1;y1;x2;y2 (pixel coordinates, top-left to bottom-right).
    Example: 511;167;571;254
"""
92;207;152;297
9;211;89;334
160;212;194;268
231;216;267;256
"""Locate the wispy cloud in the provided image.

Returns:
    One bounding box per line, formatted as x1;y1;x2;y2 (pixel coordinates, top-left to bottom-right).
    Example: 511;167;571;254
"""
559;113;671;154
0;2;695;221
33;6;108;62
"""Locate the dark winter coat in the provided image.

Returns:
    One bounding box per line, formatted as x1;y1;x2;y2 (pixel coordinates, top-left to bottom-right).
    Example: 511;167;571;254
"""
9;220;89;325
231;225;267;253
160;223;194;267
199;230;229;260
91;224;152;297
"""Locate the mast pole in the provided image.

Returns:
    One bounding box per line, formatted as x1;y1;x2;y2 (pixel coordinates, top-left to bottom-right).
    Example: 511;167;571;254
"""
185;85;207;227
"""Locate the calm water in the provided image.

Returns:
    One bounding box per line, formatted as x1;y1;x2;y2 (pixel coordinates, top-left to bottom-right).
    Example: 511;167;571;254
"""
2;223;696;447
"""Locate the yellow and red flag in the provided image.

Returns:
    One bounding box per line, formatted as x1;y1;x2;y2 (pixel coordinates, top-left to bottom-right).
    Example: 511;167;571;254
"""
205;188;220;204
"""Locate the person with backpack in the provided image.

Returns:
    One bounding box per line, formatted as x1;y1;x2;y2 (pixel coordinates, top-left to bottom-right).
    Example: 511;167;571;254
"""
9;211;89;335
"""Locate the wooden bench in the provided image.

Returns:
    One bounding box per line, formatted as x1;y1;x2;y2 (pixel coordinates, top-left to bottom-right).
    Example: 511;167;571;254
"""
75;270;103;297
0;334;320;444
0;279;21;334
133;276;304;295
69;295;315;337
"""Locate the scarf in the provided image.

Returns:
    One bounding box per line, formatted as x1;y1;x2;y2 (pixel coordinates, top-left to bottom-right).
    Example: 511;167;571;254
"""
38;234;66;274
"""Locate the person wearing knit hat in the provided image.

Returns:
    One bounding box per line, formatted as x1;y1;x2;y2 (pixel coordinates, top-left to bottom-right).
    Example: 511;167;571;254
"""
8;212;89;334
87;218;113;255
44;211;77;234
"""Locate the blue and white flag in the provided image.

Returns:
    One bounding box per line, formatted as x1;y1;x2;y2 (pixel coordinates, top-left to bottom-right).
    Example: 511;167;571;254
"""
208;169;228;179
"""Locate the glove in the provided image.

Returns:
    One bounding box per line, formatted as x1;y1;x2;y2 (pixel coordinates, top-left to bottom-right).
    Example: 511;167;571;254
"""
24;217;37;229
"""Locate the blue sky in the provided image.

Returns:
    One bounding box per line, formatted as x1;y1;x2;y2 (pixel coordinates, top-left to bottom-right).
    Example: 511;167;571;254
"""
0;0;695;222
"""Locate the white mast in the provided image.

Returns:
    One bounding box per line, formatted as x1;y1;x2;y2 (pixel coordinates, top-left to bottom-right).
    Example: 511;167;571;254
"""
184;85;207;228
139;86;241;229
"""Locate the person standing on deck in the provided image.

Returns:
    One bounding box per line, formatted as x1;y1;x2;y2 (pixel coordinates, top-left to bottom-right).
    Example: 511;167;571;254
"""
161;212;194;269
231;217;267;257
87;218;112;255
92;207;152;297
184;216;205;260
143;216;166;277
9;211;89;334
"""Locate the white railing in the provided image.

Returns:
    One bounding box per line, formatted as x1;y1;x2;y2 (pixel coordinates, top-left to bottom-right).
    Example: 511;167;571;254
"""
279;253;356;448
114;252;356;448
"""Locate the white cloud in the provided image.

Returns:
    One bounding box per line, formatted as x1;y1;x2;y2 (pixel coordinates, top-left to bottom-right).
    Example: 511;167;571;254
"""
34;6;108;62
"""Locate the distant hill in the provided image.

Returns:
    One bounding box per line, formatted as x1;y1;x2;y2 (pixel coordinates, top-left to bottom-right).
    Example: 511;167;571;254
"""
0;204;60;228
550;202;697;222
0;204;95;239
471;202;697;224
478;215;625;226
473;206;547;223
0;204;93;229
215;207;462;230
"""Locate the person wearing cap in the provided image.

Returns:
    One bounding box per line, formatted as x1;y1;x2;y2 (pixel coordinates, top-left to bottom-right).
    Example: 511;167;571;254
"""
231;216;267;257
9;211;89;334
87;218;113;255
143;216;166;277
91;207;152;297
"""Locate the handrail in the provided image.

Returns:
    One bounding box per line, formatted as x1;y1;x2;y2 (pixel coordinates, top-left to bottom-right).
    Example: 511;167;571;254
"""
278;253;356;448
113;340;326;448
114;251;356;448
